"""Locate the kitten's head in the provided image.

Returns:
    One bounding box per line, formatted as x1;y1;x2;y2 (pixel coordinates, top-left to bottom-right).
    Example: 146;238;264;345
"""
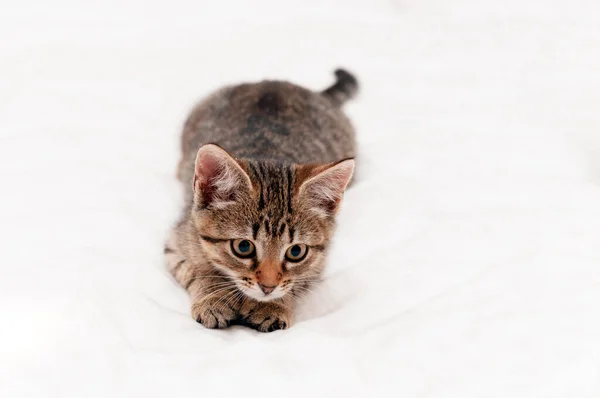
190;144;354;302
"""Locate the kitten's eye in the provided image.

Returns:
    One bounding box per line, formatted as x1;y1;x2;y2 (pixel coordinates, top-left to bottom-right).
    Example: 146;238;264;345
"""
285;244;308;262
231;239;256;258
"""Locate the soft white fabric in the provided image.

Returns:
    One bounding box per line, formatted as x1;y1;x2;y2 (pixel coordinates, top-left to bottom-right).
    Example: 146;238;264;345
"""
1;1;599;396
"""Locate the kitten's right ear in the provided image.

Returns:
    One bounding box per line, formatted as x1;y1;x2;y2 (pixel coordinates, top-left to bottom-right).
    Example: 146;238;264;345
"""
193;144;252;209
297;158;355;217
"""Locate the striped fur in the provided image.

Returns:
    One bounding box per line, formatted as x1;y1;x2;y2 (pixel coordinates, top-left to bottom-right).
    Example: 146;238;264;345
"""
167;69;358;332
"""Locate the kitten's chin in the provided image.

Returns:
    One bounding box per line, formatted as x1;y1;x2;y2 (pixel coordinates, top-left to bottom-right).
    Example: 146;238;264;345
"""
236;284;287;302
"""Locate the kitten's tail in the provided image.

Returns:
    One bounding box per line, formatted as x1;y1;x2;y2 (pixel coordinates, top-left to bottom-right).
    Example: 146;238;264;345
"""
321;68;359;106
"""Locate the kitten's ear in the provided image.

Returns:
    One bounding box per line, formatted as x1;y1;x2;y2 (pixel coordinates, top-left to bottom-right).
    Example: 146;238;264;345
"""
193;144;252;209
297;159;355;217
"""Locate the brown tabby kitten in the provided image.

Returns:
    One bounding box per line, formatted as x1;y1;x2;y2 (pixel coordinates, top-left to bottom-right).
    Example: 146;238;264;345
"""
165;69;358;332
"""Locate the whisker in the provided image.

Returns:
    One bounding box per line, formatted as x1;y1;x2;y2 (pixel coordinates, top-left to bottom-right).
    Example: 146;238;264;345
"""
189;281;236;292
184;275;233;283
225;290;245;311
205;280;236;290
290;285;316;300
182;277;233;288
292;285;315;293
196;285;237;302
213;289;240;309
289;276;321;283
221;291;237;309
187;275;233;279
291;287;314;296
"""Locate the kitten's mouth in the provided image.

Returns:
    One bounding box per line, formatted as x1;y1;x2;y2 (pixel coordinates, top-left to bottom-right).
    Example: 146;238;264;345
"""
235;281;287;302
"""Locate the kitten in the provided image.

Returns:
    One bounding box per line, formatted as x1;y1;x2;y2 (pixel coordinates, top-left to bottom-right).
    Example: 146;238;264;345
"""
165;69;358;332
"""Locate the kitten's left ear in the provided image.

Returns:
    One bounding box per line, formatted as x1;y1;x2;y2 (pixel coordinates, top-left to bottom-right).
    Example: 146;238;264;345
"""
297;159;355;217
193;144;252;209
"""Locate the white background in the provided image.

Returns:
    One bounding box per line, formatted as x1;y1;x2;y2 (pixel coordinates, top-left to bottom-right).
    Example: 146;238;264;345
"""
1;0;599;396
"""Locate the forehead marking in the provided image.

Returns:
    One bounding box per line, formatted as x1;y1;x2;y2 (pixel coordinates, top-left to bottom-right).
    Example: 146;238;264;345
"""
286;166;294;214
278;222;286;238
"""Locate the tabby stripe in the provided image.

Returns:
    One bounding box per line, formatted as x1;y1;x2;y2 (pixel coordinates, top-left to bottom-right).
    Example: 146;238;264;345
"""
311;244;326;252
250;258;259;271
250;162;265;211
278;222;286;237
184;277;196;290
288;226;295;243
286;166;294;214
164;246;174;254
173;259;185;272
252;222;260;239
247;161;259;179
200;235;228;243
277;176;285;217
258;163;269;211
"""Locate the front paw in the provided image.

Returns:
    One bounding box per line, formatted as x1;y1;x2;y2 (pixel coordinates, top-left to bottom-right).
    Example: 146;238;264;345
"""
239;302;291;333
191;297;237;329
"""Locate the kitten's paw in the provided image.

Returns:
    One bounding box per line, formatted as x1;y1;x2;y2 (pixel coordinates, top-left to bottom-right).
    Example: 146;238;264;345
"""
191;298;237;329
240;302;291;333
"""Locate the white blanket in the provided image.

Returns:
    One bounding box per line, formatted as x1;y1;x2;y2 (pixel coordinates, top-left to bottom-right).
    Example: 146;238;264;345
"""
1;0;599;396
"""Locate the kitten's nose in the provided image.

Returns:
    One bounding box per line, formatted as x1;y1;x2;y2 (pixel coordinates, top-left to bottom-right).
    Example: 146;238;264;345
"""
258;284;276;295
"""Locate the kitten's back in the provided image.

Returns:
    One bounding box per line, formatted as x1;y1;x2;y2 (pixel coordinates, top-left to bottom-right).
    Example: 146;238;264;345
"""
178;69;358;191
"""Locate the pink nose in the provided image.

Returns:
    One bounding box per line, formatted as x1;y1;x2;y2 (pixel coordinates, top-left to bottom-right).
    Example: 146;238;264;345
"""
258;284;276;295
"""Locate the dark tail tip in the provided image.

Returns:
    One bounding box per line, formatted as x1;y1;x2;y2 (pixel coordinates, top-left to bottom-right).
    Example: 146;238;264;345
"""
322;68;359;106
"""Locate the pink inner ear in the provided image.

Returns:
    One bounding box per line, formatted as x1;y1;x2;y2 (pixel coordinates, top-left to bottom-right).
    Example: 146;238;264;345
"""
194;147;220;196
193;145;250;207
195;149;220;185
303;159;354;214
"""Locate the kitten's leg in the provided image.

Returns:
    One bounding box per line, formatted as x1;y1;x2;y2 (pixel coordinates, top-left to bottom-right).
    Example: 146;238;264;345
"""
188;283;240;329
238;297;293;332
164;230;187;278
164;230;238;329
